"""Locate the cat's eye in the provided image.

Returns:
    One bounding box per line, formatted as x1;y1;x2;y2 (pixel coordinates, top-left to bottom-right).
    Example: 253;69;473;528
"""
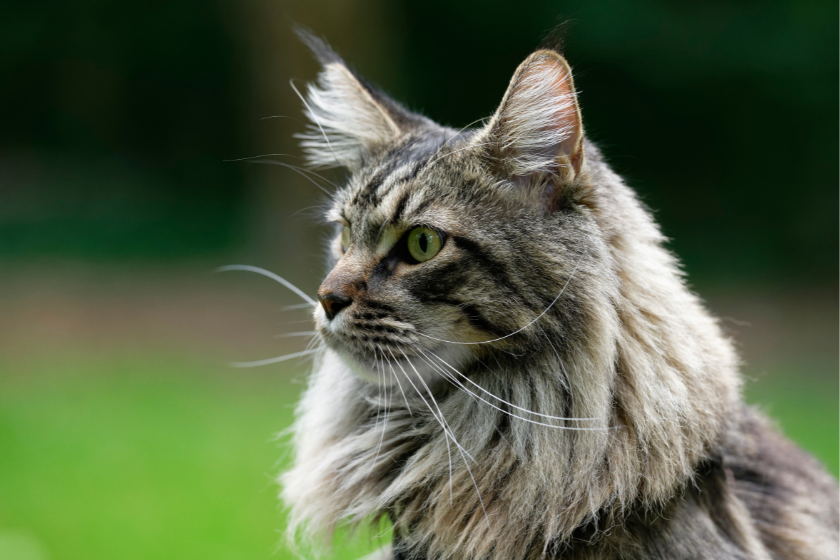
407;226;442;263
341;226;351;252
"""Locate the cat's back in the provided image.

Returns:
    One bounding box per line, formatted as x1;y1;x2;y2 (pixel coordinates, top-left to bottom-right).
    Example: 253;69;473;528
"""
725;406;839;560
562;406;839;560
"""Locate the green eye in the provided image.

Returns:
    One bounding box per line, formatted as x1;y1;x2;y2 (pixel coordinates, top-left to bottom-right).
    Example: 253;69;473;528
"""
407;226;442;263
341;226;351;252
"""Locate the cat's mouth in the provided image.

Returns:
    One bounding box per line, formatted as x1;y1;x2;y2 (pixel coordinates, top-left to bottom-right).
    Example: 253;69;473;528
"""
310;290;486;390
315;307;471;388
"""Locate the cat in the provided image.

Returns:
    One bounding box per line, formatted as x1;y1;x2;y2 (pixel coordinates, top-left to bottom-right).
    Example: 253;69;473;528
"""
279;32;839;560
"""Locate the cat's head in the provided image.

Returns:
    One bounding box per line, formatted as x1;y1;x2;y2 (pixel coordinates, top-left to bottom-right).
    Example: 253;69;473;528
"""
299;34;604;387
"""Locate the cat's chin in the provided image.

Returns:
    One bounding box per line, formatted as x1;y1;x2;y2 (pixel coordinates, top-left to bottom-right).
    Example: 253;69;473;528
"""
338;351;392;384
330;343;471;390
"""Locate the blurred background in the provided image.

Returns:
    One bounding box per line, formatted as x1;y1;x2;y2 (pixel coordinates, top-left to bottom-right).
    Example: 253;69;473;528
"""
1;1;837;559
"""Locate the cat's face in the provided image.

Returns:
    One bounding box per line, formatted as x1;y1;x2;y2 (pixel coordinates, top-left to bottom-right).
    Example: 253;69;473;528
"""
313;138;506;384
302;40;588;386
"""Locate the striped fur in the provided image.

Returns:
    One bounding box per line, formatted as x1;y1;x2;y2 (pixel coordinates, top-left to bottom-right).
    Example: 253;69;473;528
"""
281;35;839;560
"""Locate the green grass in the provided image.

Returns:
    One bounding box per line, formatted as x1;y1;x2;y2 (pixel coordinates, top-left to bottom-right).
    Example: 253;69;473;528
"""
743;365;839;476
0;352;835;560
0;353;389;560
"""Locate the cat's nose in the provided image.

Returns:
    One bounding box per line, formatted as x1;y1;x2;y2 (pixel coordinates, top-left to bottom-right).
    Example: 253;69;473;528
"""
319;293;351;321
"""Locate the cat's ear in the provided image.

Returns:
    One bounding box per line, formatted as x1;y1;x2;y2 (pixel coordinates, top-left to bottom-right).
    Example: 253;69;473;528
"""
478;50;584;193
295;31;425;170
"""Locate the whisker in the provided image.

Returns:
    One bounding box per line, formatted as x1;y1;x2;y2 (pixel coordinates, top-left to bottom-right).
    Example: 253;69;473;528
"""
405;347;491;530
216;264;317;308
373;348;383;426
395;346;496;533
414;347;611;431
421;345;596;421
393;347;459;512
416;251;584;346
275;331;318;338
224;153;293;162
224;150;339;192
385;346;449;502
365;348;390;481
239;159;335;195
259;115;308;125
278;162;341;190
391;349;456;504
392;347;473;463
384;348;413;417
380;350;396;464
289;78;342;169
230;348;319;368
255;158;340;190
283;303;316;311
302;333;323;354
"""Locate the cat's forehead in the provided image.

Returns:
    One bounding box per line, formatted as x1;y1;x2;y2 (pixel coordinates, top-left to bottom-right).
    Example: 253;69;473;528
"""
327;131;479;233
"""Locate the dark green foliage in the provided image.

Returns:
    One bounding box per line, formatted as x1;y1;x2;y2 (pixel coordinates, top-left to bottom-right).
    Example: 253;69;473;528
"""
0;1;836;277
383;1;838;285
1;1;245;259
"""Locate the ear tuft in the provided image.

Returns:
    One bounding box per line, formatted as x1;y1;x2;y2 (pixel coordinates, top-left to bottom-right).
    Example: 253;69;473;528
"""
294;30;418;170
297;62;401;170
294;26;343;66
482;50;584;185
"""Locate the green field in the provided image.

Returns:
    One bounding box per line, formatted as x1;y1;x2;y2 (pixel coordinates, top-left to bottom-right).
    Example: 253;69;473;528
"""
0;353;390;560
0;352;836;560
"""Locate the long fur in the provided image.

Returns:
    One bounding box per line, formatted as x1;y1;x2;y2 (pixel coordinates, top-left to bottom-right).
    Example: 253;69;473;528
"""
297;61;401;170
479;51;582;178
281;36;839;560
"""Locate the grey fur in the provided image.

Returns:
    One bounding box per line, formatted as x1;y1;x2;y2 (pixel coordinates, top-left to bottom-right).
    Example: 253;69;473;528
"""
281;35;839;560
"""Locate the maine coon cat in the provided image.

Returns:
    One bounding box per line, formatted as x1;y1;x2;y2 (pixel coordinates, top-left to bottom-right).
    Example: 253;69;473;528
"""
279;32;839;560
